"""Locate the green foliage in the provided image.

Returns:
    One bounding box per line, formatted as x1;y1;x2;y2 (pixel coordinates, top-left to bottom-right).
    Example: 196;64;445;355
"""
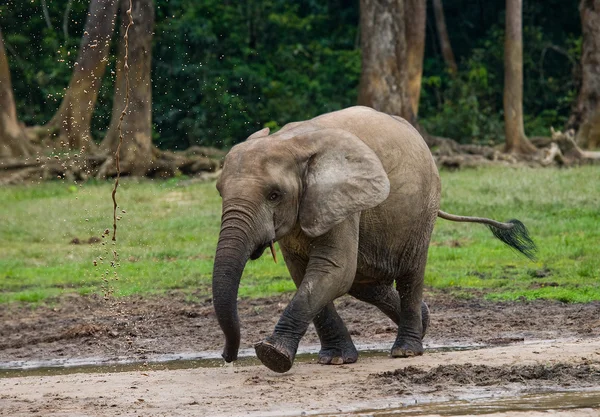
0;167;598;304
0;1;115;140
419;1;580;143
0;0;582;148
420;53;505;145
152;0;360;148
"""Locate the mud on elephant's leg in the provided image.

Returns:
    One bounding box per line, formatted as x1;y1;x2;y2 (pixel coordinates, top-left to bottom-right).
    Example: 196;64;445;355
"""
421;300;430;338
256;237;358;372
349;283;429;340
255;218;359;373
279;249;358;366
314;303;358;365
254;279;357;373
391;266;427;358
256;303;357;370
254;332;300;374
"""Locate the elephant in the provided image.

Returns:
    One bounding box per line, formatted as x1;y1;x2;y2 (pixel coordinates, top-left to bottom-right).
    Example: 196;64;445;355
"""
212;106;536;373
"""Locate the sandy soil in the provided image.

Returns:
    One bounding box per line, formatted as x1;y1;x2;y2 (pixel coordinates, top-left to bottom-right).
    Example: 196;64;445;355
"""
1;338;599;416
1;292;600;416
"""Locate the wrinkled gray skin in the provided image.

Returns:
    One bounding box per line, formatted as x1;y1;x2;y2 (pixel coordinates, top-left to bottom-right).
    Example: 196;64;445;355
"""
213;106;441;373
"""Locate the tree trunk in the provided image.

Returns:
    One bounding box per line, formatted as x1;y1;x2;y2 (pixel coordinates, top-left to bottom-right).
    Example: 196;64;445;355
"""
43;0;119;151
405;0;426;116
100;0;155;177
0;28;34;158
357;0;415;124
432;0;457;74
567;0;600;150
503;0;536;154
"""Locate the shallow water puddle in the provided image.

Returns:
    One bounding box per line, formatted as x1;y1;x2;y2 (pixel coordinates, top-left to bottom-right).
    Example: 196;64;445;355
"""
333;390;600;416
0;342;485;378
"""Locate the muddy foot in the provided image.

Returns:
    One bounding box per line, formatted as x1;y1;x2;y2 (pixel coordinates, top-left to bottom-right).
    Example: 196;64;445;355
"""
318;345;358;365
254;340;294;373
391;339;424;358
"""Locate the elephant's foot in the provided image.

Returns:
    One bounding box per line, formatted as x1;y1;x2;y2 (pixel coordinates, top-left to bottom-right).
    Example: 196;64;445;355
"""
391;337;424;358
318;343;358;365
254;338;295;373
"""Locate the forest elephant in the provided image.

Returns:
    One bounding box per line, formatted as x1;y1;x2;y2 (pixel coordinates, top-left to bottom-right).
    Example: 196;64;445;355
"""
212;106;536;373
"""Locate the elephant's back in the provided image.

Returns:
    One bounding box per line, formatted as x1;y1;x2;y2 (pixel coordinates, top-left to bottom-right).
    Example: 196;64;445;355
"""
309;106;439;194
309;107;435;175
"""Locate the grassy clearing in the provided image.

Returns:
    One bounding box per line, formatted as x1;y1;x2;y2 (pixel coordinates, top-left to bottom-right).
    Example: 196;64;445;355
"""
0;166;598;305
427;166;599;303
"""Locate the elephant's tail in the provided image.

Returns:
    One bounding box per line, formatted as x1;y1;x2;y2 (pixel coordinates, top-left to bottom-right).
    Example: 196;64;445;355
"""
437;210;537;261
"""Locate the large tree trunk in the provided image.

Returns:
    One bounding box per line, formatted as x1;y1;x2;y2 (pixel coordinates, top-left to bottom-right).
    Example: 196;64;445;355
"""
0;28;34;158
405;0;426;116
43;0;119;151
567;0;600;150
432;0;457;74
357;0;415;124
503;0;536;154
100;0;155;176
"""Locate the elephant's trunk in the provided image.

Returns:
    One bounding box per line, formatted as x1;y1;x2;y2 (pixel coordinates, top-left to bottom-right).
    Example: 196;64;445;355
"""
212;210;255;362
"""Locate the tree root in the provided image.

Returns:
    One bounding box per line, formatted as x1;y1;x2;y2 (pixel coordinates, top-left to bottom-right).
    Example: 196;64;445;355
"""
2;129;597;184
0;146;224;185
424;129;600;169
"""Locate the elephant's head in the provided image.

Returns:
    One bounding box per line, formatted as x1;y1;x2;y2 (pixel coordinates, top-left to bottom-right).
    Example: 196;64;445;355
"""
212;126;390;362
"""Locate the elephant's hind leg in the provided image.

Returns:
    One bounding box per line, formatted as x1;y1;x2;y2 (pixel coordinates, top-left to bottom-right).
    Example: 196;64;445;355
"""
349;284;429;339
391;262;428;358
313;303;358;365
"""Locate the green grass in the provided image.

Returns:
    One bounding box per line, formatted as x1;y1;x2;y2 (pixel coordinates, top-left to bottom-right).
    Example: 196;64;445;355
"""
426;166;600;303
0;166;598;305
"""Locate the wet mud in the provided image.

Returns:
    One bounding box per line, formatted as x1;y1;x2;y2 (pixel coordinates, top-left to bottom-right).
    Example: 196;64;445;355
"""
1;290;599;365
1;291;600;416
376;363;600;389
1;338;599;416
354;391;600;417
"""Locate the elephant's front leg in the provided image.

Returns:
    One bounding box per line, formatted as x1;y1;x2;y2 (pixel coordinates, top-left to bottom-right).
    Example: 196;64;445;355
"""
255;216;359;373
278;248;358;366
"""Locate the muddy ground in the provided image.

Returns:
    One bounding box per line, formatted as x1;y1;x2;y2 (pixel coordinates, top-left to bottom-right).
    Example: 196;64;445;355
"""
1;291;600;416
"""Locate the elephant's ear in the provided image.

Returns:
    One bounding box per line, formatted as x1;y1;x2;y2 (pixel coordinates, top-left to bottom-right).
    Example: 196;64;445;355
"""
246;127;270;140
291;129;390;238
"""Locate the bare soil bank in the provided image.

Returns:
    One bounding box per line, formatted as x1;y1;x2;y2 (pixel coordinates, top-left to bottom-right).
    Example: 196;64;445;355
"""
1;291;599;364
1;292;599;416
1;338;599;416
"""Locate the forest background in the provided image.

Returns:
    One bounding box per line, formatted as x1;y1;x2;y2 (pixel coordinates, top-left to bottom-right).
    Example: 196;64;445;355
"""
0;0;588;158
0;1;599;305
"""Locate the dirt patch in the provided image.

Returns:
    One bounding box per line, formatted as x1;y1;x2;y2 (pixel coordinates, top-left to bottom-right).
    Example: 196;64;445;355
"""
1;289;600;416
1;339;599;416
1;290;600;416
376;363;600;387
0;324;109;351
1;290;599;364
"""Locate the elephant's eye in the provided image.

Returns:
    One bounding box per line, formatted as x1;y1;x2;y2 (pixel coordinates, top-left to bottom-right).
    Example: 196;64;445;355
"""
268;191;281;202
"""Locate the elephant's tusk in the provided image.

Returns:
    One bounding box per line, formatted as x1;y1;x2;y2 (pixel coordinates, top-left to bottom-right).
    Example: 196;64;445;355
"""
269;241;277;264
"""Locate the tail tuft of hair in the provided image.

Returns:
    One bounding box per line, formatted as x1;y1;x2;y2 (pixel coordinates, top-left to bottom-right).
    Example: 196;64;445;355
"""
488;219;537;261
